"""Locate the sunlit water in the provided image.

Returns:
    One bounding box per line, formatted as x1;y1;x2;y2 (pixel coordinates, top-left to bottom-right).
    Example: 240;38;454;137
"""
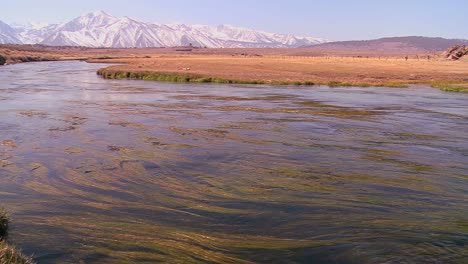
0;61;467;263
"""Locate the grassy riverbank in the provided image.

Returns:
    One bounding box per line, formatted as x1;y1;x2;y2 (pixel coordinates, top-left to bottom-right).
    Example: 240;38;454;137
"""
97;68;468;91
1;44;467;91
431;82;468;93
95;55;468;91
97;69;413;87
0;208;33;264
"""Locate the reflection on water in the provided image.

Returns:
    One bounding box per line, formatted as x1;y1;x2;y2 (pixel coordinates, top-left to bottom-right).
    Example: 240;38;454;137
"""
0;61;467;263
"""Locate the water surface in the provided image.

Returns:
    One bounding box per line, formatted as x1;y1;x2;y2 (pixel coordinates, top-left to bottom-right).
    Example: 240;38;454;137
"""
0;61;467;263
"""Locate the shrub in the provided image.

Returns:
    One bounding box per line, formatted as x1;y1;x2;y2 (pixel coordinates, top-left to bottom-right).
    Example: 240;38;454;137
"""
0;209;7;239
0;55;6;66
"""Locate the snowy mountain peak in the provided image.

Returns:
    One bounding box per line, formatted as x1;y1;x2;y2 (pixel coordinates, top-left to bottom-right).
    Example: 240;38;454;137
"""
26;22;50;30
71;11;118;29
86;10;113;18
0;11;327;48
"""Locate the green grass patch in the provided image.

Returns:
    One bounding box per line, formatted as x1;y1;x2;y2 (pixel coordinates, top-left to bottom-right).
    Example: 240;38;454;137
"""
433;84;468;93
97;69;270;85
98;69;468;90
430;80;468;93
327;81;355;87
327;81;407;88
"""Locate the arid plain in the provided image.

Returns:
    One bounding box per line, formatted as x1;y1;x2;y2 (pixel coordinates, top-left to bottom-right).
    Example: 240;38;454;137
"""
2;45;467;91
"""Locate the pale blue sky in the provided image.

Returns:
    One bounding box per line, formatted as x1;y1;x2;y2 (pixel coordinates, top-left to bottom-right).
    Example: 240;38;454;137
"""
2;0;467;40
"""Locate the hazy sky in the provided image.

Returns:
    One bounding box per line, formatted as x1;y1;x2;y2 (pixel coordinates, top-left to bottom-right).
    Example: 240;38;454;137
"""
2;0;467;40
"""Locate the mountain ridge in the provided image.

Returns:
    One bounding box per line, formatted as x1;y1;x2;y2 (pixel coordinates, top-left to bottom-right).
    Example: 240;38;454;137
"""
303;36;468;53
0;20;22;44
0;11;326;48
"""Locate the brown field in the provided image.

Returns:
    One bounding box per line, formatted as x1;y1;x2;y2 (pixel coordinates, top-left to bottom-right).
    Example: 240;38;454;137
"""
1;44;467;89
94;55;468;87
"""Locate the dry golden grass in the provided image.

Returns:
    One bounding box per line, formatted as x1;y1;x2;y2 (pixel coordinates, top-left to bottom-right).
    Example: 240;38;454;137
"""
95;55;468;87
0;44;154;63
0;243;34;264
1;45;467;88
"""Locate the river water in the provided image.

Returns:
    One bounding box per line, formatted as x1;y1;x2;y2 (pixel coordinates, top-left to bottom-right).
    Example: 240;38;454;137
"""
0;61;467;263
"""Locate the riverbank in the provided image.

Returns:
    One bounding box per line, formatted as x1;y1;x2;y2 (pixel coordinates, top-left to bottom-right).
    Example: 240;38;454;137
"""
0;44;152;64
2;45;467;91
0;208;33;264
95;55;468;92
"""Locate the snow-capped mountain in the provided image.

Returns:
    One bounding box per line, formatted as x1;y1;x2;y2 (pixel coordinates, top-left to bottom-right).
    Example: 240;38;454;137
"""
14;23;60;44
0;11;327;48
0;20;22;44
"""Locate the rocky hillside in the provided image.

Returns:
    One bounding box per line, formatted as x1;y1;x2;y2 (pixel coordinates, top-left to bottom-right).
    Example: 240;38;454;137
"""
442;45;468;60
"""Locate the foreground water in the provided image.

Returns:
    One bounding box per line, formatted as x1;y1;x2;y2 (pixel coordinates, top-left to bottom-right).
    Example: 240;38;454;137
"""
0;61;467;263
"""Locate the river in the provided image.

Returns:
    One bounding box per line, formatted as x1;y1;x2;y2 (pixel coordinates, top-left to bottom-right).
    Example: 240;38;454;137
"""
0;61;467;263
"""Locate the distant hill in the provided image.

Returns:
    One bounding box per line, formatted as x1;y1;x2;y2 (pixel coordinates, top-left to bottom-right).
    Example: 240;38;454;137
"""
304;36;468;54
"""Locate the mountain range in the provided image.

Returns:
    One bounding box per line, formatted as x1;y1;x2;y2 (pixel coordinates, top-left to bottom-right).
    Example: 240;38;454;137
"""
0;11;326;48
305;36;468;53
